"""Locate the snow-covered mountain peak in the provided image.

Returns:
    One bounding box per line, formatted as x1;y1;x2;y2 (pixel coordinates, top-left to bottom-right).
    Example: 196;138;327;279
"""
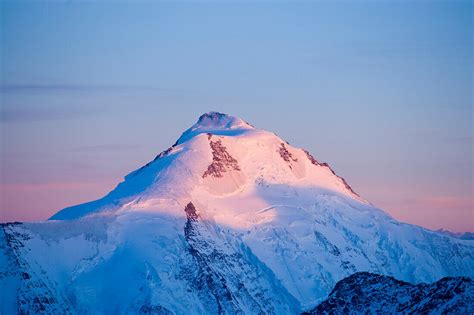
176;111;254;144
50;112;366;221
3;112;473;314
196;111;253;130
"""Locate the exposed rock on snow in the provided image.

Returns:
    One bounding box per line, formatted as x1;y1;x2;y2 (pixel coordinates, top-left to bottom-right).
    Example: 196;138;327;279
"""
302;149;320;166
203;136;241;178
181;202;299;313
1;223;72;314
278;143;298;165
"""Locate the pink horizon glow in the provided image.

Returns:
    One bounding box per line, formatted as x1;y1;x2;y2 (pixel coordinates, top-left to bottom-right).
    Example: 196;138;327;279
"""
1;178;472;233
0;180;116;222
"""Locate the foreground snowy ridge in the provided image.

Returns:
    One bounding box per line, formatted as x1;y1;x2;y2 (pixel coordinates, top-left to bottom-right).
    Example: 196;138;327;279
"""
1;112;473;314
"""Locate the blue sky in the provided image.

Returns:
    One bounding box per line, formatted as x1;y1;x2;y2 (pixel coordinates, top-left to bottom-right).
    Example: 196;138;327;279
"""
0;1;472;231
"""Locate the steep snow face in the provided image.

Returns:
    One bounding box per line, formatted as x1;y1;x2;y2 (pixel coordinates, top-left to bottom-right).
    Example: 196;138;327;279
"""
306;272;474;314
2;112;474;313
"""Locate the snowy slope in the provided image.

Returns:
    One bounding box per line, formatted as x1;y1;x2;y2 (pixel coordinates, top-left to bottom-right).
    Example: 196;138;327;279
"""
306;272;474;314
1;112;473;314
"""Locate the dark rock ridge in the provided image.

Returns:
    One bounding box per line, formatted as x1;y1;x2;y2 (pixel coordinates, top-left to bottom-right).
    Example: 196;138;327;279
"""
303;149;320;166
203;136;241;178
303;149;360;197
181;202;298;313
1;223;71;314
278;143;298;169
304;272;474;314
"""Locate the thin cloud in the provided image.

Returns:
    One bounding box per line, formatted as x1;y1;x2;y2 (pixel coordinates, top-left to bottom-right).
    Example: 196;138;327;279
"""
0;106;94;123
0;181;109;192
67;144;142;152
0;84;196;95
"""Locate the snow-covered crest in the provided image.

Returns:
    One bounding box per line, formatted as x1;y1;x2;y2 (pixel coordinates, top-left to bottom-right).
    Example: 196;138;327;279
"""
50;111;363;221
196;111;253;130
176;111;254;144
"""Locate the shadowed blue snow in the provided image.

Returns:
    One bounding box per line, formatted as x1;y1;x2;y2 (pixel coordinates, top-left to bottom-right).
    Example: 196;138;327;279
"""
0;1;472;231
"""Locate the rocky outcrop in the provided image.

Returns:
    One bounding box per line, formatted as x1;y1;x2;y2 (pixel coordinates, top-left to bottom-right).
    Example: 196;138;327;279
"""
278;143;298;167
303;148;360;197
1;223;72;314
181;202;299;314
203;137;241;178
304;272;474;314
303;149;320;166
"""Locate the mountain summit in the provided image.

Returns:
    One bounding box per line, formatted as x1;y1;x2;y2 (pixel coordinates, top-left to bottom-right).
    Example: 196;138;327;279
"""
2;112;473;314
50;111;362;221
176;112;255;144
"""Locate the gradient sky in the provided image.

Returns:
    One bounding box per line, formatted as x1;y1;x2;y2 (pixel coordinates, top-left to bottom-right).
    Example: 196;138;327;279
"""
0;1;472;232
